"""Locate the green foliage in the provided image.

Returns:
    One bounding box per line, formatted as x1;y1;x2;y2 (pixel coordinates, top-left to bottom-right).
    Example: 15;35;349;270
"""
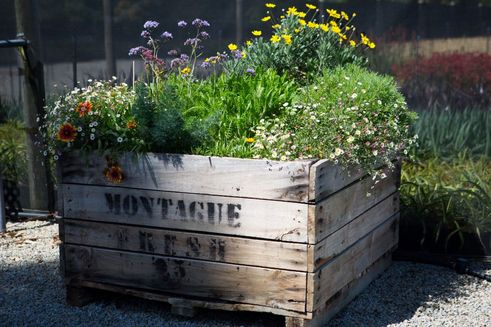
400;157;491;251
252;65;417;172
131;82;207;153
171;69;297;157
0;121;27;181
412;108;491;160
0;98;22;124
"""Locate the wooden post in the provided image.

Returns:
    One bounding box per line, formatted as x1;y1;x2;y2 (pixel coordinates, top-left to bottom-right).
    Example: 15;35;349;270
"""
103;0;116;78
14;0;54;211
235;0;243;44
0;174;6;233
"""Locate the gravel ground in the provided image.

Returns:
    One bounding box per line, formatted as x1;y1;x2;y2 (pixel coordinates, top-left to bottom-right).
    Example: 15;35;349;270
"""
1;220;490;327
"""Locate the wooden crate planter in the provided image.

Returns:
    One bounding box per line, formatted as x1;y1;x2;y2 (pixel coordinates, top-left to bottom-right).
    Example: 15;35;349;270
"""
57;152;400;326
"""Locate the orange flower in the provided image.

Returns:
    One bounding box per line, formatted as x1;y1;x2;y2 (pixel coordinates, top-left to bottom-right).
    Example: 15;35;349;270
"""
104;165;124;184
127;119;137;129
76;101;92;117
57;123;77;142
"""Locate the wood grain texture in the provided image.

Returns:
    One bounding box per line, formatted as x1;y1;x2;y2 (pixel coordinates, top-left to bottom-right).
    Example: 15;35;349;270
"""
60;152;315;202
309;193;399;270
64;245;307;311
311;167;400;243
63;219;308;271
310;213;399;311
71;280;313;319
309;160;398;202
287;252;392;327
61;184;308;243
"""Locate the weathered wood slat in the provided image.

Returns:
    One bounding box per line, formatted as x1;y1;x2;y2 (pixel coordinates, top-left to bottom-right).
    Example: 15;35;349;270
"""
309;193;399;270
309;214;399;311
309;160;399;202
61;184;309;243
72;280;313;319
310;167;400;243
63;219;308;271
60;152;315;202
64;245;307;312
286;251;392;327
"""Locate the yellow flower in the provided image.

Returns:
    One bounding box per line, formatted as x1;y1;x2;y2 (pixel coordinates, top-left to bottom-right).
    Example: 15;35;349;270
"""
306;3;316;10
282;34;292;45
265;3;276;8
246;40;252;46
228;43;238;51
297;11;307;18
280;15;285;19
361;33;370;45
320;24;329;32
298;19;307;26
286;6;298;16
329;20;338;27
339;33;347;40
245;137;254;143
262;16;271;22
331;25;341;34
341;11;349;20
349;40;356;47
272;24;280;29
270;34;281;43
326;8;341;19
252;30;262;36
294;28;301;33
181;67;191;75
307;21;319;29
368;42;376;49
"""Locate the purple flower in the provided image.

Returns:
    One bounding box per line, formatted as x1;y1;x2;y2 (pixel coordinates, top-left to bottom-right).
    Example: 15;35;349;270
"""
180;54;190;62
184;38;200;47
141;30;151;38
246;68;256;75
168;49;178;56
170;58;184;68
201;61;211;69
200;31;210;39
192;18;210;28
128;46;146;56
143;20;159;29
141;49;154;62
178;20;188;28
161;31;173;40
232;50;244;59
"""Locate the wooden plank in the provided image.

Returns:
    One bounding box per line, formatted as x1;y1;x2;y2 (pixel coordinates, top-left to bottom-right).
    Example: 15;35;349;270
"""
64;245;307;312
62;184;309;243
309;160;399;202
311;167;400;243
63;219;308;271
309;193;399;270
60;152;315;202
72;280;312;319
286;251;392;327
310;214;399;311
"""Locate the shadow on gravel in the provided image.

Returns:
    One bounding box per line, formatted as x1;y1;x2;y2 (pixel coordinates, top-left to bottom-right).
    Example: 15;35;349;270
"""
1;258;284;327
327;260;474;327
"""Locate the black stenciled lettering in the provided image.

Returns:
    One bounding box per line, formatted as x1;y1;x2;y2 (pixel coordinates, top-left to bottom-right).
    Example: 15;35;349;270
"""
177;200;186;219
186;237;201;257
207;203;215;224
164;235;176;255
209;238;226;261
139;196;154;218
123;195;138;215
227;204;241;227
139;231;155;252
105;193;121;215
160;198;169;219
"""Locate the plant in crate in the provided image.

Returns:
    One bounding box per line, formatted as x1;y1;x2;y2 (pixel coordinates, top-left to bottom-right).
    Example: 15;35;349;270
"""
41;3;418;326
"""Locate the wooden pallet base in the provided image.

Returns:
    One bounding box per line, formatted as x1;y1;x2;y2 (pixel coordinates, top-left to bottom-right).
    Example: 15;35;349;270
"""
65;250;392;326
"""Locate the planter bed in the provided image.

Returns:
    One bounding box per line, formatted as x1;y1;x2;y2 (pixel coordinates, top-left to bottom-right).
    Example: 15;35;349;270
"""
57;152;400;327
